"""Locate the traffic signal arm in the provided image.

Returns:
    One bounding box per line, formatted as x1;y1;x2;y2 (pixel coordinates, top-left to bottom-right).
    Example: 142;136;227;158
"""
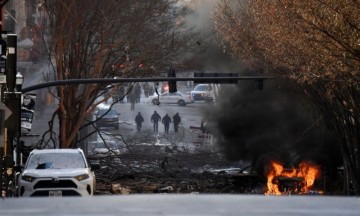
21;76;277;94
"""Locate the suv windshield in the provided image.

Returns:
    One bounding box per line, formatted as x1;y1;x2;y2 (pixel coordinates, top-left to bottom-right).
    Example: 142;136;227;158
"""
26;153;86;169
194;85;211;91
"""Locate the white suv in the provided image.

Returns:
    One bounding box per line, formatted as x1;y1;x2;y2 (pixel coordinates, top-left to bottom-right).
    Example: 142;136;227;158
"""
191;84;215;102
17;148;99;197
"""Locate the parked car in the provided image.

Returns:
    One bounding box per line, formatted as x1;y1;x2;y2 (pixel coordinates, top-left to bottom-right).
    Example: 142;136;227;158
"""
95;93;114;105
90;140;121;157
17;148;99;197
89;133;122;157
95;105;120;129
190;84;215;102
148;91;194;106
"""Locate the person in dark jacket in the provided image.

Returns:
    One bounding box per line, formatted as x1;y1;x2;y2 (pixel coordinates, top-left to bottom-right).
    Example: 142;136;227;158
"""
151;111;161;133
172;112;181;132
129;91;137;111
162;113;171;134
135;112;144;132
134;83;142;103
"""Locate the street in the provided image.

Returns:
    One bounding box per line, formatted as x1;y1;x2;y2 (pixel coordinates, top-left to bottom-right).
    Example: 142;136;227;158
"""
114;97;206;135
22;90;214;151
0;1;358;213
92;94;214;152
1;195;359;216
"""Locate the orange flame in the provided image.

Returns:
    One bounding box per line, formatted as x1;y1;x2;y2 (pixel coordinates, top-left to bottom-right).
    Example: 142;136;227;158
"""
265;161;320;195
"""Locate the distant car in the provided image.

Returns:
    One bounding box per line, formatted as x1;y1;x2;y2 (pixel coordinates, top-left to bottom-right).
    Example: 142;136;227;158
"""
191;84;215;102
148;92;194;106
90;140;121;157
17;148;99;197
95;106;120;129
89;133;122;157
95;94;114;105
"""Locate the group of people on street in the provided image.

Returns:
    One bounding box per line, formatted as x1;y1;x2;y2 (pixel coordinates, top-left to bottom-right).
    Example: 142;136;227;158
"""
135;111;181;134
128;83;155;111
143;82;154;98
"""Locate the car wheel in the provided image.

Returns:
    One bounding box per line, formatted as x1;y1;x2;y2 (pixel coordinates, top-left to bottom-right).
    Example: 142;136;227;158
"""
178;100;186;106
152;99;159;105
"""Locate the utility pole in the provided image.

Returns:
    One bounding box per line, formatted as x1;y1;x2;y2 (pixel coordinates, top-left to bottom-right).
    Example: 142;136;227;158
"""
5;33;20;154
168;66;177;93
0;33;19;197
0;0;19;196
0;0;6;197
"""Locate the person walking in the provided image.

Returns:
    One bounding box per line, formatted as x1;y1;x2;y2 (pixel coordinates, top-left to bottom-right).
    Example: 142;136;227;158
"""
130;93;136;111
151;111;161;133
162;113;171;134
173;112;181;132
135;83;142;103
143;82;150;98
135;112;144;132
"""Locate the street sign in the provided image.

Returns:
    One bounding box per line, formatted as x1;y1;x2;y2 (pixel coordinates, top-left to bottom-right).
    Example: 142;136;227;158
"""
0;101;11;138
21;94;36;132
0;101;12;121
194;72;239;84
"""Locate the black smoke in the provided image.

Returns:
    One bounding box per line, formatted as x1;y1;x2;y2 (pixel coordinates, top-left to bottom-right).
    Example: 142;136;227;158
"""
204;80;341;175
182;0;341;177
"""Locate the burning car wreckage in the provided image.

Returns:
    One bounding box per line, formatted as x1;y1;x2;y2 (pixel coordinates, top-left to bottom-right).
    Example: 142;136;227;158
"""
264;161;323;195
88;132;326;195
90;126;325;195
93;149;325;196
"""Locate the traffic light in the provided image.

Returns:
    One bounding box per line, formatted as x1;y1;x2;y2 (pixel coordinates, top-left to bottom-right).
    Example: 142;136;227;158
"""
168;67;177;93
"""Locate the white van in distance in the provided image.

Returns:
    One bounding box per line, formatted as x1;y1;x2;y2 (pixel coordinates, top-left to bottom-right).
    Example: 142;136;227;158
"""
190;84;215;102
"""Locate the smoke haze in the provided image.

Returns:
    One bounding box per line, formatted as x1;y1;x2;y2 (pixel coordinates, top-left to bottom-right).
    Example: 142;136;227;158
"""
203;80;341;174
185;0;341;174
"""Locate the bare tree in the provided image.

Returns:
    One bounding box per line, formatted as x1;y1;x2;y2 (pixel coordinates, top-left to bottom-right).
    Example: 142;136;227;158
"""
213;0;360;194
37;0;200;148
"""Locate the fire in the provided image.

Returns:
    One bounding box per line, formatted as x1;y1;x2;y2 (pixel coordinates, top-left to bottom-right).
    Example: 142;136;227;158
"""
265;161;320;195
162;83;169;92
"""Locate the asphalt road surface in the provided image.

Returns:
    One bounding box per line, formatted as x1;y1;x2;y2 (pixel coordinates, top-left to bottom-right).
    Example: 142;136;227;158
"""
113;97;208;134
1;195;359;216
104;98;213;150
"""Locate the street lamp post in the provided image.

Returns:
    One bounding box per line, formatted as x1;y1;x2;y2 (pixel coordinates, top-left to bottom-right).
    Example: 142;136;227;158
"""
15;71;23;166
15;72;23;92
0;33;18;196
